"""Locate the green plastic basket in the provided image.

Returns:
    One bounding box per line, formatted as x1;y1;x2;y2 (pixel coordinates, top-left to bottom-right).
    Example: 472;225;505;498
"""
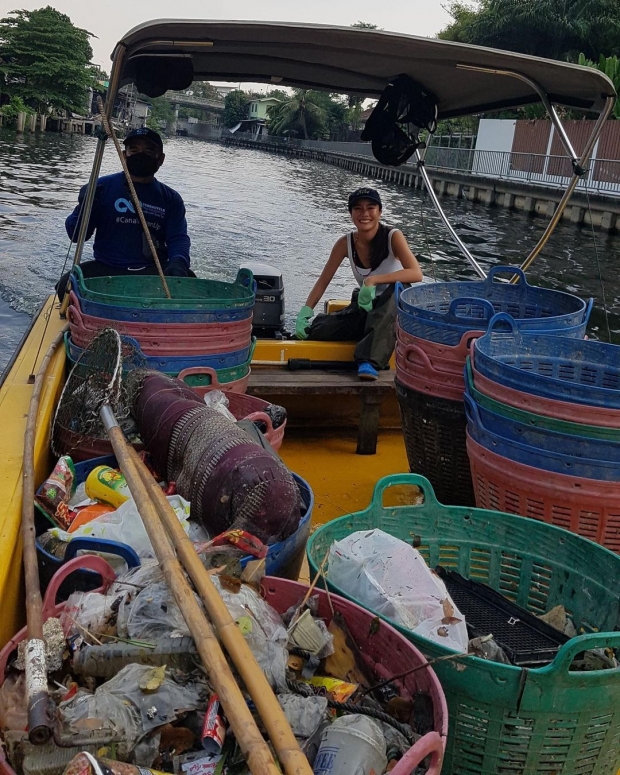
307;474;620;775
72;266;255;310
177;340;255;386
465;359;620;442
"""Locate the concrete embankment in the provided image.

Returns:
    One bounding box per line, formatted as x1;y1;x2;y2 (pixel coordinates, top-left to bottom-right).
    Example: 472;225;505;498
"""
222;135;620;234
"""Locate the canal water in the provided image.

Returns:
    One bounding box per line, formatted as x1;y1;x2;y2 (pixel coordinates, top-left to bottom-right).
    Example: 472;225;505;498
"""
1;127;619;371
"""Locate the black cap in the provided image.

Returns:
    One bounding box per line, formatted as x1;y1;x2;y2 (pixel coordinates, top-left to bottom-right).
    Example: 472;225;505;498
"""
348;187;382;211
123;127;164;153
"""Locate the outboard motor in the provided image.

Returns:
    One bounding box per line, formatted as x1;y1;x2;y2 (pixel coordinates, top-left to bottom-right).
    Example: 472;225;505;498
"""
240;262;285;338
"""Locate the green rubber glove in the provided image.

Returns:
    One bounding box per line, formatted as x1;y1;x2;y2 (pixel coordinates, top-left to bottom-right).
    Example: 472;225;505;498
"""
357;283;376;312
295;305;314;340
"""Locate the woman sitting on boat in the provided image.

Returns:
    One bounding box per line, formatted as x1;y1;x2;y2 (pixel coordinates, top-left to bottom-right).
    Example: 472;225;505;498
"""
295;187;423;380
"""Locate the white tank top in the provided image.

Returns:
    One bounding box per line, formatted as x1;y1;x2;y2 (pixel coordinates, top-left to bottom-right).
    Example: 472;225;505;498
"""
347;228;401;294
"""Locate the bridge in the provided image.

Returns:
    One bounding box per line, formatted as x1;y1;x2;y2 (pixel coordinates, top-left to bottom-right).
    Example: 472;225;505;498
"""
163;91;225;114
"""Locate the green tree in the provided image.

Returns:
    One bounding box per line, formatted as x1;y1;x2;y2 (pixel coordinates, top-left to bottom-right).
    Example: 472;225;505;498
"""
267;89;328;139
578;52;620;118
439;0;620;61
222;89;249;127
351;21;379;29
0;6;95;112
146;96;175;130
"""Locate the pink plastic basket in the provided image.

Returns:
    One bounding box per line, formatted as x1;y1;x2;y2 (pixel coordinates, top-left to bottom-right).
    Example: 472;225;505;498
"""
396;325;482;365
261;576;448;774
467;433;620;553
0;556;116;683
68;300;252;356
471;355;620;428
226;392;287;451
395;344;465;402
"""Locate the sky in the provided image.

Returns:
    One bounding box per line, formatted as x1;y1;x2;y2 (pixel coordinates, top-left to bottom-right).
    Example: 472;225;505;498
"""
0;0;453;71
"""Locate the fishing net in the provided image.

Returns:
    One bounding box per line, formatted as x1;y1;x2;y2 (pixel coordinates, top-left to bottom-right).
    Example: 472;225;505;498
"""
52;329;144;458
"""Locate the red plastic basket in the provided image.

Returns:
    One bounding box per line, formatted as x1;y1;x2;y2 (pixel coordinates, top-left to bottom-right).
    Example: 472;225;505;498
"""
396;325;482;366
395;346;465;402
471;357;620;428
68;300;253;356
467;433;620;552
225;392;287;451
261;576;448;774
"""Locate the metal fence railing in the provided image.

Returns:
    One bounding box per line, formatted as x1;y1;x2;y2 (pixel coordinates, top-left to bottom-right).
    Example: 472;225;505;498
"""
225;133;620;197
424;147;620;196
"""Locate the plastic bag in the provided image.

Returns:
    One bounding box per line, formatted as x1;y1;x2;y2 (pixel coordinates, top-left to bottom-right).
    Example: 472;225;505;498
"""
203;390;236;422
35;455;76;529
212;577;289;689
50;495;191;558
212;577;287;644
60;664;205;751
126;580;201;640
329;529;469;653
61;589;129;643
278;694;328;738
112;560;164;639
0;673;27;732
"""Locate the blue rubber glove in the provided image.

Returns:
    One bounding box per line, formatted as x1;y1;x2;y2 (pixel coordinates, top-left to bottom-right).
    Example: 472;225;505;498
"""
357;282;376;312
164;258;189;277
295;305;314;340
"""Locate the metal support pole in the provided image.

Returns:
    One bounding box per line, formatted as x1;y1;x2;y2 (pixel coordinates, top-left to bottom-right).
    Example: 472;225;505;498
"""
59;44;127;316
415;150;487;278
516;94;615;280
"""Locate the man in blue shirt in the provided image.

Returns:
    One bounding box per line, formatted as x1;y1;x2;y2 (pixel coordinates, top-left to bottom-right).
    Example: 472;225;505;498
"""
60;127;192;297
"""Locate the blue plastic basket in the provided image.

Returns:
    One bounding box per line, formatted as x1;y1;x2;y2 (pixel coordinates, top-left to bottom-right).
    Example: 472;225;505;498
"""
465;393;620;482
464;382;620;462
397;301;590;345
70;280;254;325
398;266;590;328
65;332;255;372
35;455;142;600
41;455;314;579
473;313;620;409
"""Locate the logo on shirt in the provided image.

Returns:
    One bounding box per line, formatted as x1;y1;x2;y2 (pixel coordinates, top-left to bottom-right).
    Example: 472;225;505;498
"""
115;198;136;213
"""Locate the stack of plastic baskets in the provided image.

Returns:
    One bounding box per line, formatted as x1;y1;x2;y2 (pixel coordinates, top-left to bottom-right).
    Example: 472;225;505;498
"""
67;266;256;394
395;267;592;507
467;312;620;552
307;474;620;775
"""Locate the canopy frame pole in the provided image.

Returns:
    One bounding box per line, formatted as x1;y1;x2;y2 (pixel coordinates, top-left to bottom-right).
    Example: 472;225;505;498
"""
59;44;127;316
517;93;614;278
455;64;615;280
414;149;487;278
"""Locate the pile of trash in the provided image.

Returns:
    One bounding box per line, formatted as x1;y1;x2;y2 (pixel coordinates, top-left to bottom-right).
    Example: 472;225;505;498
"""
328;530;619;670
0;560;433;774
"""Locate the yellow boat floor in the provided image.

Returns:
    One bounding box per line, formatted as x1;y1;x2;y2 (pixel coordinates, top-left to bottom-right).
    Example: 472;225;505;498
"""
278;427;409;525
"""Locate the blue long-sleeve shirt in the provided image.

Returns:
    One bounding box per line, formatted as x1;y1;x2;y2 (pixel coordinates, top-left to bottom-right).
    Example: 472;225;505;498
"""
65;172;191;270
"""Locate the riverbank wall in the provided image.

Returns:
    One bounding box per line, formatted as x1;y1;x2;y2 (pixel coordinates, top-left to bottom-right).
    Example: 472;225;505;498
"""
222;135;620;234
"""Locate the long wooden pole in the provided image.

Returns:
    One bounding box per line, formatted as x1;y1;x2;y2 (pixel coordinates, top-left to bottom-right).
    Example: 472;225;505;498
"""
22;323;68;744
125;443;313;775
96;97;171;300
99;407;280;775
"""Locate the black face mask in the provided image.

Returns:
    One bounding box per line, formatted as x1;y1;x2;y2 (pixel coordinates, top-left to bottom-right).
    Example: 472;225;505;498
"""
126;152;160;178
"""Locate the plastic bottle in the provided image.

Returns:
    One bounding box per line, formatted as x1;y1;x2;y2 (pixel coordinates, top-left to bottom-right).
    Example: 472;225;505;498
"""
72;636;198;678
85;466;131;508
312;715;388;775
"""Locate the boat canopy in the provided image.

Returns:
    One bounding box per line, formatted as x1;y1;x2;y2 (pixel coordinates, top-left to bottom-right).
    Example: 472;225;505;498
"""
111;20;615;118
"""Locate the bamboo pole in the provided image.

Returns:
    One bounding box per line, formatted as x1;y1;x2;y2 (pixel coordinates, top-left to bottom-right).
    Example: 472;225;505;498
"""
99;407;280;775
96;96;171;300
22;324;68;744
124;444;313;775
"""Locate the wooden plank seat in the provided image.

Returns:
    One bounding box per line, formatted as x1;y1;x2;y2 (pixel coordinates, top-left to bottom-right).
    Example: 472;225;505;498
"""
247;369;395;455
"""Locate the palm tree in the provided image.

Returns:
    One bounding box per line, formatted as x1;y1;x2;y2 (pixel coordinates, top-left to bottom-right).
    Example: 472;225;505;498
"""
440;0;620;61
267;90;327;139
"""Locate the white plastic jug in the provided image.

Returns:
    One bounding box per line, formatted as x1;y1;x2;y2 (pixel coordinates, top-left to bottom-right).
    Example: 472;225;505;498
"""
313;715;387;775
